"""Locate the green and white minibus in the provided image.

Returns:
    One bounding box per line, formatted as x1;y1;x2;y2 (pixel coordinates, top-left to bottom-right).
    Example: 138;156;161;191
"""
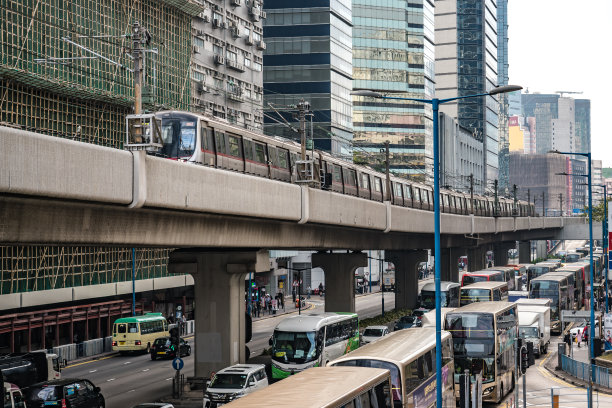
329;327;455;408
270;313;359;380
112;313;169;354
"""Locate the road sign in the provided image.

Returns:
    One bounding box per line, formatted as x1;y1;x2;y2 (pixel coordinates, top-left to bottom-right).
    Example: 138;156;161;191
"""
172;357;184;371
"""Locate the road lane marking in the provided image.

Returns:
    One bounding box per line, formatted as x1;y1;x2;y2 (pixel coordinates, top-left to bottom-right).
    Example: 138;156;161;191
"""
128;389;136;393
89;369;97;373
106;378;115;382
165;377;172;381
142;368;150;372
65;354;117;369
124;361;131;365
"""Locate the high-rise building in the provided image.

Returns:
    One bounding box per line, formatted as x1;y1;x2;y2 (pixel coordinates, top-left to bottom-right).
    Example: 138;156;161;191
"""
521;93;559;154
496;0;510;191
352;0;435;181
262;0;353;158
191;1;265;130
435;0;502;190
575;99;591;154
508;91;522;117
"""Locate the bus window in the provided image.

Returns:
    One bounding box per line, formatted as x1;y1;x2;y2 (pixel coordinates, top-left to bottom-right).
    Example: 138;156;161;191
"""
116;324;126;334
493;289;501;301
128;323;139;333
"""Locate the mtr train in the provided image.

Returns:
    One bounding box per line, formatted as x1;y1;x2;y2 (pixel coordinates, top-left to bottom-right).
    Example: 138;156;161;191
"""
149;110;534;217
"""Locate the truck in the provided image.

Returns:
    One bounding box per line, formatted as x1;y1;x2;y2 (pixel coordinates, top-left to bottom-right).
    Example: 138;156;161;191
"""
381;268;395;292
517;305;551;356
0;352;63;389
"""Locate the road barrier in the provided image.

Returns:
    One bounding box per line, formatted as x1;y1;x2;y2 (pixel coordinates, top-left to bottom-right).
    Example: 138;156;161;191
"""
561;354;611;388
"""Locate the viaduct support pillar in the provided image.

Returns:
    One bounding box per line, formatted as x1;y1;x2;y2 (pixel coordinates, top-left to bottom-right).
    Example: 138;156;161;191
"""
168;249;269;378
494;242;515;266
467;246;486;272
311;252;368;313
519;241;531;263
386;250;428;310
441;248;462;282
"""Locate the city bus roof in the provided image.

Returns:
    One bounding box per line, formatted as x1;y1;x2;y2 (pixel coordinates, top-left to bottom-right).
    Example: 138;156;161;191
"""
421;308;456;328
464;270;502;276
113;313;166;323
530;274;567;283
545;271;575;279
449;301;516;314
515;298;552;307
460;281;508;290
223;367;390;408
421;281;460;292
329;328;450;366
273;312;357;332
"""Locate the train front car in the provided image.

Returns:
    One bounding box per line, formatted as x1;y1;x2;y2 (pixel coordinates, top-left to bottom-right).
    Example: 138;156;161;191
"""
158;111;200;162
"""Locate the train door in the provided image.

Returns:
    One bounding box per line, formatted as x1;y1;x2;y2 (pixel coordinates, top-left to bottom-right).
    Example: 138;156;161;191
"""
200;125;216;166
226;133;245;172
357;171;370;199
214;129;227;169
372;176;383;202
276;148;291;181
392;182;404;206
342;167;357;196
404;184;413;207
331;163;343;193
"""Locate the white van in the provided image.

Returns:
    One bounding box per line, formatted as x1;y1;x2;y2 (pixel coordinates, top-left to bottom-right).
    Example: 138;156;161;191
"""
203;364;268;407
3;383;26;408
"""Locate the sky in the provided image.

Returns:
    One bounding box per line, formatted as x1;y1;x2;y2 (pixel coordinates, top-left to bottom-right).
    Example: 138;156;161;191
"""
507;0;612;167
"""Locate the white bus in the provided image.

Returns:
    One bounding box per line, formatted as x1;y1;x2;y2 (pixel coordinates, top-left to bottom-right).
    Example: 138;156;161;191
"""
269;313;359;380
459;281;509;306
445;302;518;403
223;366;392;408
420;281;460;309
329;327;455;408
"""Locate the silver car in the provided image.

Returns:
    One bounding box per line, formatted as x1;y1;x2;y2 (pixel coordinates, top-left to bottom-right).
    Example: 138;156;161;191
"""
361;325;390;345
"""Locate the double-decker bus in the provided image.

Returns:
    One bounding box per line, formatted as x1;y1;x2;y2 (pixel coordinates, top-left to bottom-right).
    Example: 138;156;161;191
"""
329;327;455;408
460;282;509;306
419;281;460;309
528;274;569;334
112;313;169;354
546;271;577;310
270;313;359;380
445;302;517;403
461;270;504;287
486;267;516;290
557;264;585;307
526;263;557;285
223;366;392;408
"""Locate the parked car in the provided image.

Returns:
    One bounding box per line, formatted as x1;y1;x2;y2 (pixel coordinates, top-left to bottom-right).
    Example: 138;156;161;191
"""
361;325;390;345
151;337;191;360
23;378;105;408
570;320;599;339
393;315;422;331
131;404;174;408
203;364;268;407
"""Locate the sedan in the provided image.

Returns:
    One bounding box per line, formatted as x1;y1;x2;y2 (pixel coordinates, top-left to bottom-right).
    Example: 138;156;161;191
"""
361;325;390;345
394;316;422;331
150;337;191;360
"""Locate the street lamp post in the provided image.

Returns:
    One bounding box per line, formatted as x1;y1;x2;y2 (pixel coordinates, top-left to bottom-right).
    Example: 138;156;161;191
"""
552;151;594;408
589;183;608;313
353;84;522;408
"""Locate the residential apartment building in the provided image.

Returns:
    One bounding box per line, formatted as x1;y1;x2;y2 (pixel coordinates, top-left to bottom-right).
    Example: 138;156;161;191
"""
191;0;266;130
263;0;354;158
439;112;484;194
435;0;503;191
352;0;435;181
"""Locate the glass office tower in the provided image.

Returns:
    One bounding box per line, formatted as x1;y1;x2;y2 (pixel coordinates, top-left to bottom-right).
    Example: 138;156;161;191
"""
263;0;353;158
352;0;435;181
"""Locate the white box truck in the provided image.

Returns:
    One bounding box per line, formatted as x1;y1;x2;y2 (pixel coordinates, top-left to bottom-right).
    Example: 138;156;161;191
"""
517;304;551;356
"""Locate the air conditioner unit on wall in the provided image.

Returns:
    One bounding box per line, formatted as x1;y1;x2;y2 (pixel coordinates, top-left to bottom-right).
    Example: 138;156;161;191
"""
203;15;211;23
245;35;254;45
256;40;266;50
231;0;242;6
214;55;225;65
193;45;200;54
213;18;221;28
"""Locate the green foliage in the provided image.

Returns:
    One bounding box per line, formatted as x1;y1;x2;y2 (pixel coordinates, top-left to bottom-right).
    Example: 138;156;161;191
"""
581;199;610;222
359;308;412;330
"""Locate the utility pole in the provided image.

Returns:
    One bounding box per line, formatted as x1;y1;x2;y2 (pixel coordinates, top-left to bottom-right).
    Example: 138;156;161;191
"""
469;173;474;214
494;179;499;215
384;141;391;201
559;193;563;217
542;191;546;217
513;184;518;216
132;21;143;142
527;189;531;211
297;99;310;161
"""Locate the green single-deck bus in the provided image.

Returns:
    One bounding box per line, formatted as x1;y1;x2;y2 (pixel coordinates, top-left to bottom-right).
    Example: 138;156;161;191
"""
112;313;169;354
270;313;359;380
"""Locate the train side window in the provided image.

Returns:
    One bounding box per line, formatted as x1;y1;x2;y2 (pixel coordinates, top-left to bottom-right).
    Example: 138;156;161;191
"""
343;168;356;186
201;127;213;152
254;142;266;163
404;185;412;199
373;178;381;192
423;190;429;205
278;149;289;169
360;173;369;189
268;146;278;167
394;182;403;199
227;134;242;158
333;165;342;183
215;131;226;154
244;139;254;161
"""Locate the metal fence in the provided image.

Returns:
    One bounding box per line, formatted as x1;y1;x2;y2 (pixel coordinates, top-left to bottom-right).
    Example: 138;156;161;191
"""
561;354;611;388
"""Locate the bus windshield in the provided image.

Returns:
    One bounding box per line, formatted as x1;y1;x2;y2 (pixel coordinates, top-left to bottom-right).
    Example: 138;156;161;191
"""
333;359;402;405
421;290;450;309
272;331;319;364
460;289;491;306
528;267;549;281
565;254;580;263
446;314;495;383
160;118;196;159
463;275;488;285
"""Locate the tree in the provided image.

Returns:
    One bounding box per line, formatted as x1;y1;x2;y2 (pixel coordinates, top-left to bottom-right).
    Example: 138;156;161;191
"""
581;198;610;222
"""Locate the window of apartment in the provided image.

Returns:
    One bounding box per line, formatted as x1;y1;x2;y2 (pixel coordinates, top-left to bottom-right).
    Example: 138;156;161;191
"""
213;44;223;55
253;31;261;42
253;62;262;71
226;50;237;61
213;12;223;22
244;57;251;67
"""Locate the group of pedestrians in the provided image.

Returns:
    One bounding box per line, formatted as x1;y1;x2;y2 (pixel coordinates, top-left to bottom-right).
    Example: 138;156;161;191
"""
249;293;286;318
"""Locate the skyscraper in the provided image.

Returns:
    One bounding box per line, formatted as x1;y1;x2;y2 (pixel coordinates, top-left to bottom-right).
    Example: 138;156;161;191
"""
497;0;509;191
352;0;435;181
435;0;502;191
263;0;353;158
521;93;559;154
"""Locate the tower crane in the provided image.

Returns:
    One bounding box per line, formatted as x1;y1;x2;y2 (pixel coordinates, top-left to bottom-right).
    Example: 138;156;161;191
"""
555;91;583;97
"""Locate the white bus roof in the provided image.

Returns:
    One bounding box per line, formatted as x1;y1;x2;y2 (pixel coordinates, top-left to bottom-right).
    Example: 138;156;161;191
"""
421;308;456;328
449;301;516;314
329;328;450;366
517;304;550;314
460;281;508;290
515;298;552;307
421;281;460;292
273;313;357;332
530;274;567;283
224;367;390;408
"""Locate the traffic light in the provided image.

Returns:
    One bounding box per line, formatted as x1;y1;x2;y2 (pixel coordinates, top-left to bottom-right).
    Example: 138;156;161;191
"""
520;346;529;374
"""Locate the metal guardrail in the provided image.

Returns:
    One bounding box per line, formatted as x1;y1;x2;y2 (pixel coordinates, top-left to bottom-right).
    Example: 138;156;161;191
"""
561;354;611;388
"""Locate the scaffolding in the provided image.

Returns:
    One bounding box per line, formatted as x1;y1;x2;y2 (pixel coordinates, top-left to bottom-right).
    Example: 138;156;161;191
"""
0;1;200;294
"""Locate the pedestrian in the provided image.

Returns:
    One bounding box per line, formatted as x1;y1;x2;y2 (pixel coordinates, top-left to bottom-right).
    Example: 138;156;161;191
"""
256;299;261;317
306;285;311;299
319;282;324;297
271;298;277;315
